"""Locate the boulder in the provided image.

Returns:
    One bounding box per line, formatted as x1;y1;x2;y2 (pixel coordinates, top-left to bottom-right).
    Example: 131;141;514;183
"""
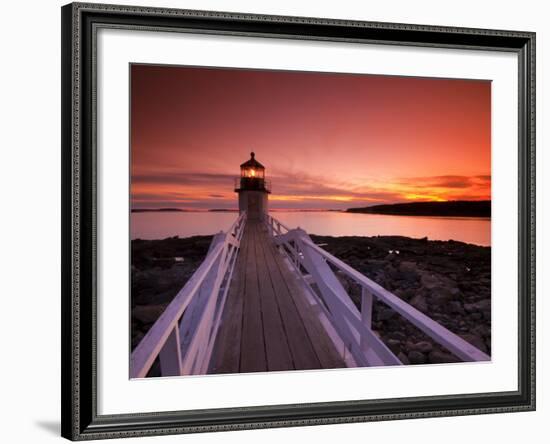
408;350;427;365
421;273;440;290
386;339;402;355
446;300;465;315
387;331;407;341
410;294;428;312
402;288;417;300
411;341;433;354
384;264;400;279
399;261;417;273
377;307;396;321
398;261;419;280
428;350;460;364
398;352;410;365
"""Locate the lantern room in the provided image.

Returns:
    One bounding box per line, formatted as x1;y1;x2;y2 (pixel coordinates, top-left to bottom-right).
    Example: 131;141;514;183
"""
236;152;270;193
235;152;270;220
240;152;265;179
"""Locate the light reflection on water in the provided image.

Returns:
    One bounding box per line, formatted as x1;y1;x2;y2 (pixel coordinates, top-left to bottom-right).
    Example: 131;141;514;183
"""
131;211;490;246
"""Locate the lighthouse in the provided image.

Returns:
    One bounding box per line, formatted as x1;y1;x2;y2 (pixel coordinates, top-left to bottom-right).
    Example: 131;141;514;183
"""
235;152;270;220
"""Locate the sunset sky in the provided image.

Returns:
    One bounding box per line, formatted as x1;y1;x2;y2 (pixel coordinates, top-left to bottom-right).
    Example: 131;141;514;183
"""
131;64;491;210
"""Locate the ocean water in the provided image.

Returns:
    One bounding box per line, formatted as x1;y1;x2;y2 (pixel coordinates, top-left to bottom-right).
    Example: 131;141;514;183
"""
131;211;490;246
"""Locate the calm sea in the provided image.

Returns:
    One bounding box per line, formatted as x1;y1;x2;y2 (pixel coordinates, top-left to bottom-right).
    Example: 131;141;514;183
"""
131;211;490;246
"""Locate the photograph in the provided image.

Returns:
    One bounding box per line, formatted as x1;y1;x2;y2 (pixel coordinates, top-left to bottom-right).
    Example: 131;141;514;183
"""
129;64;492;378
57;1;537;439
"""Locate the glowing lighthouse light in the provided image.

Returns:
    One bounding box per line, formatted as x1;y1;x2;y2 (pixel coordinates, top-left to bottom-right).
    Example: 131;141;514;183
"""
235;152;270;221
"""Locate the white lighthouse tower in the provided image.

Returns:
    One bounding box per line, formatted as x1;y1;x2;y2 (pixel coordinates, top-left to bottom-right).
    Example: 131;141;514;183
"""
235;152;270;220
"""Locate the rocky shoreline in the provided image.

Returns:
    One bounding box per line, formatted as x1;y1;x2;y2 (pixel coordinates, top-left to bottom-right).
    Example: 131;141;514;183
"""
131;235;214;350
131;234;491;365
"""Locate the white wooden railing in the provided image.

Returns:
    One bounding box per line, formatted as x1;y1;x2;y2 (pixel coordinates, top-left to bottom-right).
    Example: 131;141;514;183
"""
130;212;247;378
265;214;490;367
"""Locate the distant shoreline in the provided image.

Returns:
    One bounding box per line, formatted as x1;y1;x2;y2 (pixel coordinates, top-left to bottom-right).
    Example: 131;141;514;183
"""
132;208;187;213
132;201;491;217
131;208;336;213
132;201;491;218
347;200;491;218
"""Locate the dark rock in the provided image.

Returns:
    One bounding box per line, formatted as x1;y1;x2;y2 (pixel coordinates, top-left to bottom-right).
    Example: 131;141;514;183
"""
428;350;460;364
411;341;433;354
398;261;419;280
133;304;166;324
402;288;417;300
471;324;491;338
377;307;396;321
421;273;440;290
447;300;464;314
399;261;418;273
460;333;488;353
410;294;428;312
387;339;402;354
398;352;410;365
384;264;400;279
430;285;458;303
408;350;427;365
470;313;483;321
387;331;407;341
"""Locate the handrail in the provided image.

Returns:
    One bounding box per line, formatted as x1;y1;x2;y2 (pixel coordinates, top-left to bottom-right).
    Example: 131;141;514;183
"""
264;214;490;366
130;211;247;378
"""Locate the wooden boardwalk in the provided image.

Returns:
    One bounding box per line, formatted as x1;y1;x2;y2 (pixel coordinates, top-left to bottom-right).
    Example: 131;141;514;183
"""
210;220;346;374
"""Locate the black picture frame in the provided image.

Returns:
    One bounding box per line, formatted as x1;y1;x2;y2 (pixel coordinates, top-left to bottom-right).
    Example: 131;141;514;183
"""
61;2;536;440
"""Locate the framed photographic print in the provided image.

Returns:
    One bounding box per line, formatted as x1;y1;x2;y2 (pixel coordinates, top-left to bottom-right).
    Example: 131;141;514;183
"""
61;2;536;440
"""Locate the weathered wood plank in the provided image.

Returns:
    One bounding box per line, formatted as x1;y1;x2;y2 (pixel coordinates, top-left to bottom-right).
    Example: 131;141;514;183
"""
259;225;321;370
275;255;345;369
255;223;295;371
209;228;249;374
239;223;267;372
210;219;351;374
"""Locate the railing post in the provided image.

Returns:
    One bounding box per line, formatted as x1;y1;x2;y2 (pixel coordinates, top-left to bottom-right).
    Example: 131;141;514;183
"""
360;287;374;351
159;326;183;376
361;287;373;329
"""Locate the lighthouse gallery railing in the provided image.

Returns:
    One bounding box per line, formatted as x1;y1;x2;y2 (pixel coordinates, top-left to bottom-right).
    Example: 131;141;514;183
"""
130;211;247;378
264;214;490;367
